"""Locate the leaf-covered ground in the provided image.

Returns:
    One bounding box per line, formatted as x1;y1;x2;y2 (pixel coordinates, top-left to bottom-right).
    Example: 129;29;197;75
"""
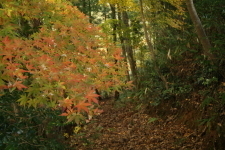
69;99;205;150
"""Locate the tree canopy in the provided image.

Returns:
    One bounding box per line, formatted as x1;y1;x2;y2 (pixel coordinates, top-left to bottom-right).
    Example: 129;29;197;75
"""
0;0;131;123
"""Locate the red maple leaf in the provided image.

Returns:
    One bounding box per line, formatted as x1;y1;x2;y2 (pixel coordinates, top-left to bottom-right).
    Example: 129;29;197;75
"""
14;69;28;79
59;98;73;110
1;51;14;61
75;101;91;113
42;37;55;46
114;53;124;60
2;36;10;45
26;64;35;70
85;90;99;104
104;62;114;67
113;48;124;60
0;85;8;90
93;108;104;115
59;112;68;116
13;81;27;90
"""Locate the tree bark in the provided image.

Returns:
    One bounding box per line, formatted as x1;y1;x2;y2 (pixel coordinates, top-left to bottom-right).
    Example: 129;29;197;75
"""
186;0;215;61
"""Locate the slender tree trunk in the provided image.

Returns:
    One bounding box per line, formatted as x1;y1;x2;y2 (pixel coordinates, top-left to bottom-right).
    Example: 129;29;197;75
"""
139;0;168;89
81;0;92;23
186;0;215;61
118;12;131;81
139;0;155;59
121;11;138;85
82;0;86;14
109;4;117;42
109;4;120;100
88;0;92;23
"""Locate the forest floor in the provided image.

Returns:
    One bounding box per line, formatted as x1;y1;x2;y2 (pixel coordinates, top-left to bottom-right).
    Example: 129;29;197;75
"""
69;98;205;150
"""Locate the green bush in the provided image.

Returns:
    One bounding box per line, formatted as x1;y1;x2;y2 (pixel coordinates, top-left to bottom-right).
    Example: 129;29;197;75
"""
0;90;68;150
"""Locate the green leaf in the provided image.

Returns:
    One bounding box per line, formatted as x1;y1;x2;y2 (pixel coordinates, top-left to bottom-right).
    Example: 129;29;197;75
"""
26;84;41;96
17;95;28;106
67;113;85;124
0;79;5;86
48;100;56;108
27;98;40;108
148;117;158;124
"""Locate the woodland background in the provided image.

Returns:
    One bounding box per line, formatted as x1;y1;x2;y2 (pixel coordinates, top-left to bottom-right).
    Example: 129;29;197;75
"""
0;0;225;149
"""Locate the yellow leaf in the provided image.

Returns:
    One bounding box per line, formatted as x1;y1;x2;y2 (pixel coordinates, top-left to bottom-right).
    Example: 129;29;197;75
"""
7;9;12;17
74;126;81;134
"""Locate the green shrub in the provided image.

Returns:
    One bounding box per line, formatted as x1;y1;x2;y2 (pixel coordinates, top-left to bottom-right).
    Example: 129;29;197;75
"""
0;90;68;150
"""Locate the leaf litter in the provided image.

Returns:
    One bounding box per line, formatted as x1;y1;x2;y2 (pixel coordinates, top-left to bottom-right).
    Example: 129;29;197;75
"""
69;99;204;150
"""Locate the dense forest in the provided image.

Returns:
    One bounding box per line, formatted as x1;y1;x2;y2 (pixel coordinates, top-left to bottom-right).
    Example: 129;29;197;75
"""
0;0;225;149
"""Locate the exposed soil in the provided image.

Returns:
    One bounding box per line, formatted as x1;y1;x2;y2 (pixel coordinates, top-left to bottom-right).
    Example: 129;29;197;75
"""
69;99;206;150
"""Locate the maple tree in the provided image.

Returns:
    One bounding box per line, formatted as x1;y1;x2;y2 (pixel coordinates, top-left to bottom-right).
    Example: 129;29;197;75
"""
0;0;131;124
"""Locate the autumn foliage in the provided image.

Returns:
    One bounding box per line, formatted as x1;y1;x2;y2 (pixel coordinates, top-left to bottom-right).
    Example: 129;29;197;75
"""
0;0;130;123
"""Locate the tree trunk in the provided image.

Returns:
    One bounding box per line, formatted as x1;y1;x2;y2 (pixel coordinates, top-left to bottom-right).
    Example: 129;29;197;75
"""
109;4;117;42
121;11;137;85
139;0;155;60
139;0;168;89
88;0;92;23
118;12;131;81
186;0;215;61
109;4;120;100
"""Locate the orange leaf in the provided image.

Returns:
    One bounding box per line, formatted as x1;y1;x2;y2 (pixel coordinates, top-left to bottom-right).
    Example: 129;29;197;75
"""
59;113;68;116
14;69;28;79
26;64;35;70
85;90;99;104
104;62;114;67
0;85;8;90
13;81;27;90
114;53;124;60
113;48;123;60
75;101;91;113
94;108;104;115
59;98;73;110
2;36;10;45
